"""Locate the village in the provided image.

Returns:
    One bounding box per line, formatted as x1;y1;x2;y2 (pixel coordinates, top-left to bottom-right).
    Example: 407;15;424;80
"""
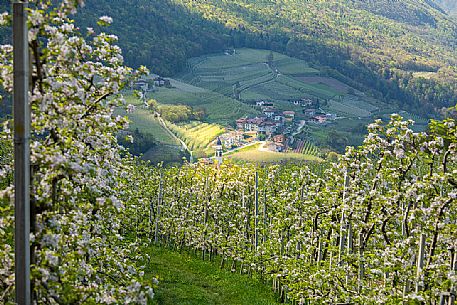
131;75;340;158
218;98;338;154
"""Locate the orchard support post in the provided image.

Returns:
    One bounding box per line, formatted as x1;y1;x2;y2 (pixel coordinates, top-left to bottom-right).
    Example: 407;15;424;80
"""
13;2;31;304
358;232;364;294
338;171;349;265
254;171;259;250
155;172;163;243
416;233;426;293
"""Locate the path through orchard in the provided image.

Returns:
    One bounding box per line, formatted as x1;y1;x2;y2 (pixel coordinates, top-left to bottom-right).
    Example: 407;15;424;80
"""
145;246;280;305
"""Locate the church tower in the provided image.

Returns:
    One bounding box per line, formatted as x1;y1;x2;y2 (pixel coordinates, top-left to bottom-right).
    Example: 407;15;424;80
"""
214;137;223;166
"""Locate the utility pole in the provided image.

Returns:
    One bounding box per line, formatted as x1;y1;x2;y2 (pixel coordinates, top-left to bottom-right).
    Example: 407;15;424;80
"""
13;1;31;304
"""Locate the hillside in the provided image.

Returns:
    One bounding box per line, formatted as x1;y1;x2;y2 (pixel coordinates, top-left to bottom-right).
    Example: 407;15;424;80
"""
2;1;456;113
73;0;457;115
150;49;428;154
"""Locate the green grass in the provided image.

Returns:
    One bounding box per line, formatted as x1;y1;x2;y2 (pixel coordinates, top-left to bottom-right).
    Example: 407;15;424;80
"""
191;48;289;69
116;106;179;145
341;95;379;112
324;99;372;118
150;86;258;124
229;150;323;163
275;57;319;75
276;75;340;99
145;246;280;305
398;110;429;124
143;144;185;166
225;142;262;155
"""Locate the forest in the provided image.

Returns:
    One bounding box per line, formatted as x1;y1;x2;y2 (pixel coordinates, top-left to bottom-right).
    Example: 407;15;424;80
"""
1;0;457;115
72;0;457;116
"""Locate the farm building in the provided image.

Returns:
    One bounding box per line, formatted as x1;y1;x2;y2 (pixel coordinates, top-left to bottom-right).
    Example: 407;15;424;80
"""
263;108;277;118
325;113;337;120
153;77;171;88
243;117;266;132
258;121;278;136
303;108;317;117
272;134;286;152
219;131;244;148
283;111;295;121
236;118;247;130
274;114;285;124
311;115;328;124
132;80;149;91
301;98;314;107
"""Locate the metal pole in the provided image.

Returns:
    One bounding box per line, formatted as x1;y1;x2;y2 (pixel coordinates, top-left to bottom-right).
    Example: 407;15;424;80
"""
13;1;31;304
338;171;349;265
254;171;259;250
416;233;426;293
154;172;163;243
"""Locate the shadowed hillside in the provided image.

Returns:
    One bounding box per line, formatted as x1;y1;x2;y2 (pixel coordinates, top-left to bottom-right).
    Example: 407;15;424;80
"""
2;0;457;114
75;0;457;114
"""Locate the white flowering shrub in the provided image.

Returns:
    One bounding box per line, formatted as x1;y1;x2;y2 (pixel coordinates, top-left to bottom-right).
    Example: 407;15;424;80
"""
0;1;154;303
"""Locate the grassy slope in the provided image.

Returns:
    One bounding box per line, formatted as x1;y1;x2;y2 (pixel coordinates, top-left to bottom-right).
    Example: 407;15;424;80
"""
145;246;280;305
229;150;323;163
115;94;185;163
150;80;259;125
182;48;339;102
226;142;323;163
117;106;179;146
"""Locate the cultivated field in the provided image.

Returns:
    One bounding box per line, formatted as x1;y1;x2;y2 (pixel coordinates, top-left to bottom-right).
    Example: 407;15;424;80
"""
323;97;374;118
165;121;225;158
275;57;319;75
115;106;178;146
150;85;258;124
180;48;343;105
293;140;320;156
121;48;410;160
297;76;350;92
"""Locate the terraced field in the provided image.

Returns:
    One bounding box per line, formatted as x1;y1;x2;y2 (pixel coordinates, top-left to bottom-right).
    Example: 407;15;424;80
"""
120;48;404;160
150;85;258;124
274;57;320;75
180;48;343;105
293;140;320;156
165;121;225;158
324;99;372;118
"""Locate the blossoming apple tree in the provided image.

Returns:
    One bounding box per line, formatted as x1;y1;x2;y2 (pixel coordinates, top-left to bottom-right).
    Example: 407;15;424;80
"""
0;0;154;303
131;115;456;304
